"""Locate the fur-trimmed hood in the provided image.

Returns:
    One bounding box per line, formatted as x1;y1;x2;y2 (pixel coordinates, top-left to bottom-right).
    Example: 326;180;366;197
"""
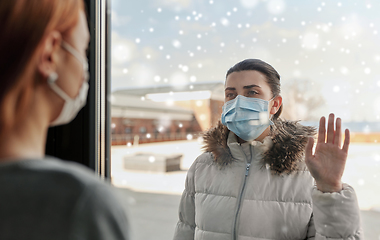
202;119;316;174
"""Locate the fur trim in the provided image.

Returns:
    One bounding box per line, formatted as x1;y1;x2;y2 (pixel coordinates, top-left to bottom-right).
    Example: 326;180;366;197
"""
201;122;233;166
202;119;317;174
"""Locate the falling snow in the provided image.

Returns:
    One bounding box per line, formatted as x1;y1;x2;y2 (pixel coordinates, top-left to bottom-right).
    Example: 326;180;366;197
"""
111;0;380;126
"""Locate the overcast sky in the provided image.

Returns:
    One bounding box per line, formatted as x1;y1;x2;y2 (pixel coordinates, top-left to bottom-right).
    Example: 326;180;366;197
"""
110;0;380;122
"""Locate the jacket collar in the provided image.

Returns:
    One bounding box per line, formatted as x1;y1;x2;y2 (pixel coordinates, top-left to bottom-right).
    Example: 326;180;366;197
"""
202;119;316;174
227;131;273;163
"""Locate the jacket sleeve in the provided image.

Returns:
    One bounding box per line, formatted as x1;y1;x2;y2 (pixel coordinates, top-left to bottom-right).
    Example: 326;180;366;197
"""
307;183;364;239
173;160;197;240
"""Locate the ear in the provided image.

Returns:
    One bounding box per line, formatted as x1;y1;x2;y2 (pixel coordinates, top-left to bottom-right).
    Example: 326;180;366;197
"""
270;95;282;115
37;31;62;79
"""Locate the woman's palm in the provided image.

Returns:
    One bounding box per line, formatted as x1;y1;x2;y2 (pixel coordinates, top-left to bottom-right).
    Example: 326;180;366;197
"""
305;114;350;192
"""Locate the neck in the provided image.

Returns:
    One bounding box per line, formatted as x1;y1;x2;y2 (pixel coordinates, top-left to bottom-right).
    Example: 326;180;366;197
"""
255;126;270;142
0;89;51;162
0;120;48;162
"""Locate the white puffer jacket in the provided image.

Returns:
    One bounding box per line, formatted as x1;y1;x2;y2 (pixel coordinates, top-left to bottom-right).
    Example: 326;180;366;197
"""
173;120;363;240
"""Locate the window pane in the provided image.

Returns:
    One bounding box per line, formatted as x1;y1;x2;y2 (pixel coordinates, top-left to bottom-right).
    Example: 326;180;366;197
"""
110;1;380;239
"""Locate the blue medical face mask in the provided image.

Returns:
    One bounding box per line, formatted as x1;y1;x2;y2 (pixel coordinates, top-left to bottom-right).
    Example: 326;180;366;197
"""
221;95;274;141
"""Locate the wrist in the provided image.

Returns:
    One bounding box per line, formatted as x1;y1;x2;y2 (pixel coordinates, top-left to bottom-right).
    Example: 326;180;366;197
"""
315;181;343;193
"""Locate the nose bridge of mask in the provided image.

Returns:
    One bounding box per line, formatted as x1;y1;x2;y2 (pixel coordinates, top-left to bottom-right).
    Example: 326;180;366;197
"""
223;95;268;115
222;95;269;126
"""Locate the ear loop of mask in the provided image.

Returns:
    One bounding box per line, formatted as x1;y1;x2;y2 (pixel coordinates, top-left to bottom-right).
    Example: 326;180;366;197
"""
61;41;89;82
268;95;279;121
47;72;72;102
47;40;89;102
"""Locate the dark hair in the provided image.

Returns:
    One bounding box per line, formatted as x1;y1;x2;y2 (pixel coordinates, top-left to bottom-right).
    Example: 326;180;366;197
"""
226;59;282;121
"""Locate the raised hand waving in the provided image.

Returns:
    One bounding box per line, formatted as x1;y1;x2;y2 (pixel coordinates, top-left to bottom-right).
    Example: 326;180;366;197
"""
305;113;350;193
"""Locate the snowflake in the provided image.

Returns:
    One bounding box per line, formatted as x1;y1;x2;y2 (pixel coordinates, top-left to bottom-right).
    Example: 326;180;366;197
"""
182;65;189;72
172;40;181;48
220;18;230;26
267;0;286;15
358;179;365;185
340;67;348;75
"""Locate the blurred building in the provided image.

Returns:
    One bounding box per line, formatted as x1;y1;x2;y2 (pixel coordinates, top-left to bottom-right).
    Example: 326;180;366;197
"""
111;81;225;145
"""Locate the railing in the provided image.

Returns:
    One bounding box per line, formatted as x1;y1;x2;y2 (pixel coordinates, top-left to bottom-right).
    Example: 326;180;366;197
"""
111;132;203;145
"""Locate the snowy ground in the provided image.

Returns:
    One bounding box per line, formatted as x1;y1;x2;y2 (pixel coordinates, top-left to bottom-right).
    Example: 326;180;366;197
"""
111;139;380;210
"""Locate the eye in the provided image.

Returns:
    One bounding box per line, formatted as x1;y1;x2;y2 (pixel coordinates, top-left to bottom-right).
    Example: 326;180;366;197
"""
247;90;258;96
225;92;236;98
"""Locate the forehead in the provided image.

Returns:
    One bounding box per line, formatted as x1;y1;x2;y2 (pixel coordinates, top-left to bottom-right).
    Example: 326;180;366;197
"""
225;70;269;88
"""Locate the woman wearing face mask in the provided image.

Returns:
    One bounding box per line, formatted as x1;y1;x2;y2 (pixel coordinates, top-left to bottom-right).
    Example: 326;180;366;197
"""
0;1;129;239
173;59;362;240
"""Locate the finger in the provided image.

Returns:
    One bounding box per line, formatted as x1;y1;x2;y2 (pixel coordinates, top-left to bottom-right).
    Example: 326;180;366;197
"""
317;116;326;143
335;118;342;147
305;137;314;162
342;129;350;153
326;113;335;144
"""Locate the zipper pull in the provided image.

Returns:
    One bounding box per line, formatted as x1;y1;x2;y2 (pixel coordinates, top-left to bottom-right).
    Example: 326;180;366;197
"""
245;163;251;176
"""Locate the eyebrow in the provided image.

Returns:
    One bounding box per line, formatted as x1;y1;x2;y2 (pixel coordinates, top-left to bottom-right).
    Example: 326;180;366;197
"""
243;84;261;89
225;84;261;91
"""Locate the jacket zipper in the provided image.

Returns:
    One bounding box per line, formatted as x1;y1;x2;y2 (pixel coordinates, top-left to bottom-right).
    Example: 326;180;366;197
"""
232;148;251;240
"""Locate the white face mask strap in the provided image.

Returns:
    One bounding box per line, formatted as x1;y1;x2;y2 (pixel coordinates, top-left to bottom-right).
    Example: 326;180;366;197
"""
268;95;279;121
47;72;72;102
61;41;89;72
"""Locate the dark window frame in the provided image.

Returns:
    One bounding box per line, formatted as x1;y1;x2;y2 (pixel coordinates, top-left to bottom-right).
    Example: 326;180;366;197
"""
45;0;111;179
